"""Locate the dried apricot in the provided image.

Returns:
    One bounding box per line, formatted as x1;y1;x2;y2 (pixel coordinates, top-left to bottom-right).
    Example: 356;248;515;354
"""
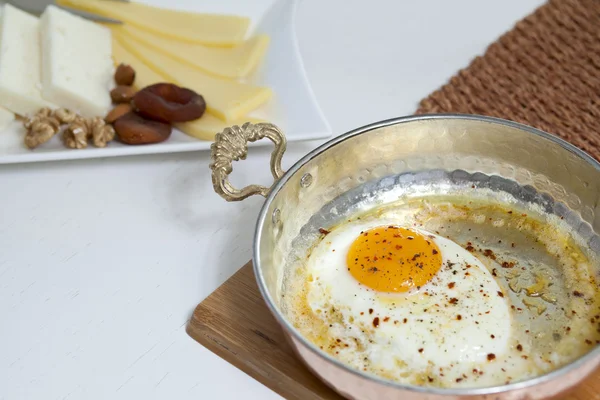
114;112;171;145
132;83;205;123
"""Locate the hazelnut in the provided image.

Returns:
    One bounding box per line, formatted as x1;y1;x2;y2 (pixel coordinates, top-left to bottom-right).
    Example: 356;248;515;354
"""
115;63;136;86
105;103;133;124
114;112;172;145
111;85;136;104
132;83;205;123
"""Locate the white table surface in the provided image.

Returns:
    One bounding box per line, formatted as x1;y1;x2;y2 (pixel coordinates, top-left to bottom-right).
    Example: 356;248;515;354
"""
0;0;545;399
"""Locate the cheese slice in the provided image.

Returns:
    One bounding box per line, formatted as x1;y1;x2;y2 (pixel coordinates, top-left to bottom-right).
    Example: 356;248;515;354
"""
0;106;15;131
111;38;164;89
57;0;249;47
175;115;265;141
110;25;269;79
115;33;272;122
0;5;56;116
111;40;261;141
40;6;113;117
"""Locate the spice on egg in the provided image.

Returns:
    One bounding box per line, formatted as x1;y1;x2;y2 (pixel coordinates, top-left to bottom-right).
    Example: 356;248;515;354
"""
483;249;496;259
373;317;380;327
487;353;496;361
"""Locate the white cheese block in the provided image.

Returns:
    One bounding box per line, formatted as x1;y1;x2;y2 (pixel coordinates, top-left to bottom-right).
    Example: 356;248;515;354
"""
0;106;15;131
0;4;56;116
40;5;113;118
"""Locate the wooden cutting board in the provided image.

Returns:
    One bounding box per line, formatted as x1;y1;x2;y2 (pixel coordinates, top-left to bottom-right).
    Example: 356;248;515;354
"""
188;0;600;398
187;262;600;400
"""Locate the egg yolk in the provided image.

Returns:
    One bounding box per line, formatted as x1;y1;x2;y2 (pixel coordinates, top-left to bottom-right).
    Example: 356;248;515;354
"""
346;226;442;292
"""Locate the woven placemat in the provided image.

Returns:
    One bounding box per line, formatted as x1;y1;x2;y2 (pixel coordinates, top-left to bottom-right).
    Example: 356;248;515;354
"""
416;0;600;160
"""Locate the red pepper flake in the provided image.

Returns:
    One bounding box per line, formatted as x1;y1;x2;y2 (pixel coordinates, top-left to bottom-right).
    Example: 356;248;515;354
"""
472;369;478;374
497;291;504;298
448;282;456;289
487;353;496;361
456;378;463;383
492;268;498;277
501;261;514;268
369;308;373;314
466;245;475;252
449;298;458;304
360;312;364;315
483;249;496;260
490;334;495;339
457;315;462;320
516;344;523;351
318;228;330;235
432;249;438;255
395;245;402;250
573;291;584;298
383;317;390;322
428;376;434;383
336;339;341;343
403;318;408;323
418;348;424;353
373;317;380;327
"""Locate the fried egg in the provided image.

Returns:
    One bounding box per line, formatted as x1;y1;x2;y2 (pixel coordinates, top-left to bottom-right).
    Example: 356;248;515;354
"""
296;218;537;387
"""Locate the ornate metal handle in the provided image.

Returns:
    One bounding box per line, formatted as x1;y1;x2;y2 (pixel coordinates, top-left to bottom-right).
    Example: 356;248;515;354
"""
210;122;287;201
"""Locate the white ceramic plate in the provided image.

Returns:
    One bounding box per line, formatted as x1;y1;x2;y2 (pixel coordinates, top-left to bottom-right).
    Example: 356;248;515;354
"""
0;0;330;164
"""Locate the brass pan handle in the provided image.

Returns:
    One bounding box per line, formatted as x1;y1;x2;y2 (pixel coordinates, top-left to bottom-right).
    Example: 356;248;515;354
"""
210;122;287;202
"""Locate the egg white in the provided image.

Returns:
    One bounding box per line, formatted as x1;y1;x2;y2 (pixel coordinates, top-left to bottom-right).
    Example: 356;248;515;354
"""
302;218;535;387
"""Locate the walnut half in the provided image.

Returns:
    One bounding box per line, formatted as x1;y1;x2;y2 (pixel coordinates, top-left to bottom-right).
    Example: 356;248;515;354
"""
23;108;61;149
63;117;116;149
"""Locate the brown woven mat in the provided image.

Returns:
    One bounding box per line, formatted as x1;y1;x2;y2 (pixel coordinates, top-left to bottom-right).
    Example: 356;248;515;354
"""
416;0;600;160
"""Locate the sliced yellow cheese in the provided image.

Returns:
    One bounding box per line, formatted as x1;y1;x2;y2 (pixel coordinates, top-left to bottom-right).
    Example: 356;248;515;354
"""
111;38;261;142
110;24;269;79
115;32;272;122
111;37;164;89
175;114;265;141
57;0;249;46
